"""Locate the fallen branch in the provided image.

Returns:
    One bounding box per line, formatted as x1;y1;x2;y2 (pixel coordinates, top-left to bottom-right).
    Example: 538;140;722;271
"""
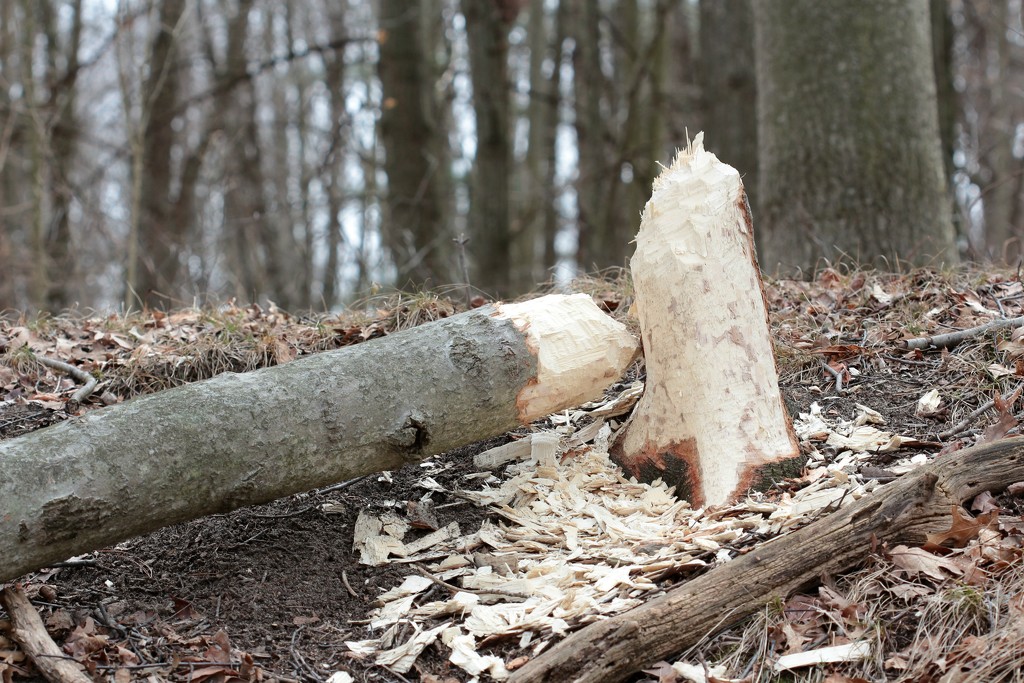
903;315;1024;350
34;356;98;406
509;437;1024;683
1;586;93;683
937;382;1024;440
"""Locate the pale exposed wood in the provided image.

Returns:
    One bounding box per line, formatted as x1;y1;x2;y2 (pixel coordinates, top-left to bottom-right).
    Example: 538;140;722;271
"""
498;294;640;422
510;437;1024;683
610;133;799;506
1;586;93;683
0;294;637;583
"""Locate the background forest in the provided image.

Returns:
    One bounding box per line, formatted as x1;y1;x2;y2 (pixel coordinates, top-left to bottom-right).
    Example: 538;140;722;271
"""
0;0;1020;313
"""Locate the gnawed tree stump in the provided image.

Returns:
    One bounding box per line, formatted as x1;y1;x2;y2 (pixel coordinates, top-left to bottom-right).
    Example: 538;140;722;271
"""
610;133;800;506
0;294;638;583
511;437;1024;683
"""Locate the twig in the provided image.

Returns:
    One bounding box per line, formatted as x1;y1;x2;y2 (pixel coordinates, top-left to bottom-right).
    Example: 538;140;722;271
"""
0;585;93;683
317;475;371;495
341;571;358;599
819;359;844;394
34;356;98;406
289;627;324;683
937;382;1024;440
410;564;533;600
903;315;1024;350
251;505;315;519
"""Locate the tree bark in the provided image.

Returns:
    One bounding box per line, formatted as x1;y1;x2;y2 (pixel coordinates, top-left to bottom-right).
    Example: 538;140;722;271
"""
511;436;1024;683
133;0;188;307
698;0;758;233
463;0;515;297
0;294;638;583
570;0;608;272
378;0;452;290
610;133;799;506
755;0;957;274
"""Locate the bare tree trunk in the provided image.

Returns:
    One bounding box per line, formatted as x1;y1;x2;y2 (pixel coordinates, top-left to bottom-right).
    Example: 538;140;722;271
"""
42;0;83;312
699;0;758;228
321;3;349;308
570;0;606;273
542;1;567;276
974;0;1021;262
755;0;957;274
463;0;515;297
514;2;549;292
19;0;49;311
378;0;452;291
133;0;187;308
930;0;961;247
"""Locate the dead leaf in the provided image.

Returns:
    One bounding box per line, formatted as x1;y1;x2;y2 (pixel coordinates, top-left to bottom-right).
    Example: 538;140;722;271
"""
980;389;1022;444
1008;482;1024;496
969;490;1000;514
889;545;965;580
641;661;678;683
925;506;997;548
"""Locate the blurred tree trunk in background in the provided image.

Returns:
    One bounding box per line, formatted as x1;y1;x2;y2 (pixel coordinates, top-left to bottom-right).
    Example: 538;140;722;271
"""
322;6;349;308
620;0;669;242
463;0;515;297
19;0;49;311
233;1;290;307
930;0;960;244
665;2;701;150
960;1;1023;262
131;0;187;308
572;0;671;275
41;0;83;311
979;0;1017;262
542;1;568;278
699;0;759;235
0;0;16;307
378;0;452;291
755;0;957;274
515;0;564;291
267;4;311;310
570;0;607;272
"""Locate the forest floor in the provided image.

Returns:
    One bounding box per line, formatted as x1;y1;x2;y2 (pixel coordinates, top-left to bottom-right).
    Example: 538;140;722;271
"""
4;268;1024;682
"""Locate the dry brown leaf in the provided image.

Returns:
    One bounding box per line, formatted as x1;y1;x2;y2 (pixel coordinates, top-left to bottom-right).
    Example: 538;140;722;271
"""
925;506;997;549
980;389;1022;444
969;490;999;514
889;545;965;580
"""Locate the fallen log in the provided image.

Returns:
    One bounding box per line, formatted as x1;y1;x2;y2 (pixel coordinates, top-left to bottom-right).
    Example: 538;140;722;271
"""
509;436;1024;683
610;133;800;506
0;294;638;583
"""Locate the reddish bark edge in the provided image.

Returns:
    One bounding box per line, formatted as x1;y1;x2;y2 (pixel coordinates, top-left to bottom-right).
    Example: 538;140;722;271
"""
510;437;1024;683
608;437;702;505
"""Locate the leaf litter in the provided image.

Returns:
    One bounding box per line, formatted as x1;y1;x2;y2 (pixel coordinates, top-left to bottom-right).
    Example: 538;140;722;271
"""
5;269;1024;680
